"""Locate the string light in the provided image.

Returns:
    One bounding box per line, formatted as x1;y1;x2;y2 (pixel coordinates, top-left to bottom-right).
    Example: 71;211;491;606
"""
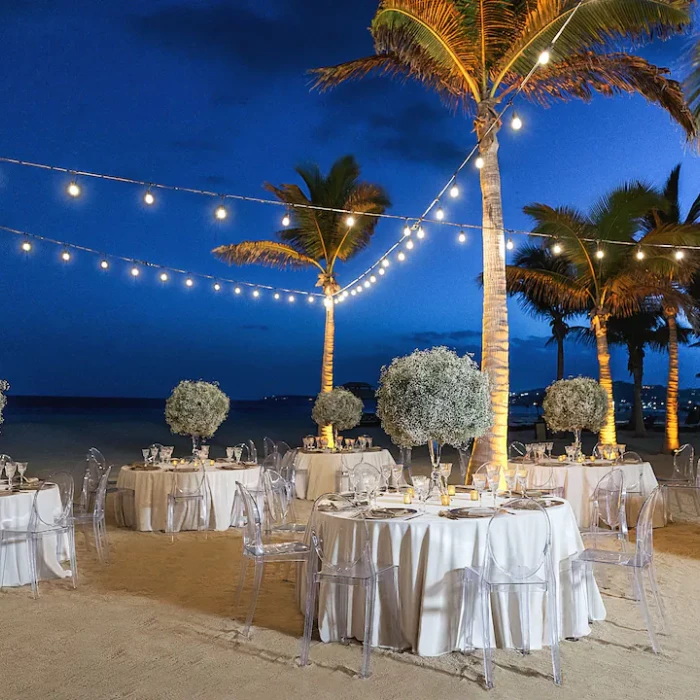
403;222;412;236
288;294;295;302
61;250;71;262
635;248;645;261
381;259;390;268
538;50;551;65
234;286;241;295
436;207;445;221
416;227;425;239
506;239;514;251
214;282;221;291
215;202;228;220
458;231;467;244
406;239;414;250
351;289;357;296
449;184;460;198
144;189;155;205
307;295;314;303
595;247;605;260
675;249;685;261
364;280;371;288
397;251;406;261
511;112;523;131
100;259;109;270
324;297;333;307
131;266;140;276
185;278;194;287
370;275;376;283
67;180;81;197
346;215;355;227
21;241;32;252
475;157;485;170
282;211;291;227
253;289;260;298
378;268;385;276
160;272;169;282
274;293;280;300
356;285;362;293
552;242;562;255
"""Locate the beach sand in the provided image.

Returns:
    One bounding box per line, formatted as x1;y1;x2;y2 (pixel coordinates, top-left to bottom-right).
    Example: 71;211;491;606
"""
0;419;698;699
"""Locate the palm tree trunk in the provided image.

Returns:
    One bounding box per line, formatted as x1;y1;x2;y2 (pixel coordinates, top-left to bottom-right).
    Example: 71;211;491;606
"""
592;313;617;445
320;291;335;447
664;310;680;453
630;346;646;437
556;337;565;380
469;104;509;476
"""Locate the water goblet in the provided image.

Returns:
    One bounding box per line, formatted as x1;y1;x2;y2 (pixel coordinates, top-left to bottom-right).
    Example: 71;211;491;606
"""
366;436;373;449
16;462;28;484
226;447;234;462
486;464;501;503
346;438;356;451
471;472;487;506
199;445;210;460
545;442;554;460
150;446;160;464
504;465;518;498
516;466;529;495
412;476;430;511
141;448;150;467
5;461;17;489
160;446;174;464
232;446;243;463
390;463;404;490
357;436;367;451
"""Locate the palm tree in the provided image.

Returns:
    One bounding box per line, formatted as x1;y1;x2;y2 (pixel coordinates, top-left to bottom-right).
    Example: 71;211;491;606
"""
506;245;584;380
641;165;700;451
212;155;390;445
687;38;699;122
311;1;696;469
506;182;695;446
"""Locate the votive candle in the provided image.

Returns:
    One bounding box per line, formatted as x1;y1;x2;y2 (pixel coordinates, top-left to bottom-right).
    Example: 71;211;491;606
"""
403;492;413;505
448;485;456;496
470;490;479;501
440;494;451;506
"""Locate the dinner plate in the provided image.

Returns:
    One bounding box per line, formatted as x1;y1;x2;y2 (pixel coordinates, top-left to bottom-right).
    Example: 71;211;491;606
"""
445;507;497;519
363;507;418;520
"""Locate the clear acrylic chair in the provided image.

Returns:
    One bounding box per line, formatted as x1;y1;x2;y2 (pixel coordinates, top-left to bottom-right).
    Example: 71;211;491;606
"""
461;498;561;689
77;447;107;513
580;468;628;548
349;463;382;496
166;462;210;540
574;487;667;653
234;483;310;637
530;465;565;498
659;445;700;520
263;437;277;459
262;469;305;537
0;472;78;598
299;493;399;679
278;448;299;498
621;451;643;464
276;441;291;458
508;441;527;461
74;467;111;563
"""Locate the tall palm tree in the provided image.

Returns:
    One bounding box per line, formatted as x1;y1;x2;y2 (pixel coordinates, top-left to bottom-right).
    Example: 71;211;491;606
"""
506;182;694;446
687;38;699;122
641;165;700;451
506;245;584;380
311;1;696;468
212;155;390;445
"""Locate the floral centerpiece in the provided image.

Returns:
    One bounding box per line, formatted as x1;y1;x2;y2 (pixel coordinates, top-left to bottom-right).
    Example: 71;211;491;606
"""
376;347;493;482
0;380;9;428
312;387;363;448
542;377;608;453
165;380;230;455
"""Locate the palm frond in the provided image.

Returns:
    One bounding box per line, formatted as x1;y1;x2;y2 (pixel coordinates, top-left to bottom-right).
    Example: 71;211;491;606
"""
685;191;700;225
212;241;322;271
685;37;700;122
505;264;591;313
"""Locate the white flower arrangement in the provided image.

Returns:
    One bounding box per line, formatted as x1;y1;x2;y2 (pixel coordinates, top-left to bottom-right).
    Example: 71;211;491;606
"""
376;346;493;447
542;377;608;435
312;388;363;431
0;380;9;426
165;380;230;439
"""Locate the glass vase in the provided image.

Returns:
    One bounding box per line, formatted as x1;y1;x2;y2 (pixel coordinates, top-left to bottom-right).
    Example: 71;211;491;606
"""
191;435;202;460
428;439;445;495
572;428;582;458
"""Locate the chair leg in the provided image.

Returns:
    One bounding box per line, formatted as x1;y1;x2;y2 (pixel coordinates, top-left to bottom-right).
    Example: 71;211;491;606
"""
28;535;39;599
633;568;660;654
646;563;668;632
0;531;7;591
299;571;318;668
100;518;110;564
481;586;494;689
518;588;531;655
693;489;700;518
234;557;249;617
338;582;349;644
93;520;103;563
460;574;476;653
360;578;376;679
243;560;264;638
68;527;78;589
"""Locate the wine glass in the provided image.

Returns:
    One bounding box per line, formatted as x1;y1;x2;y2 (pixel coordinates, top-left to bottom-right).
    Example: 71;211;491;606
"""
390;463;404;490
233;446;243;463
199;445;210;460
226;447;234;462
366;436;373;449
150;445;160;465
141;448;150;467
545;442;554;460
516;466;529;495
412;476;430;511
346;437;356;451
16;462;28;484
504;465;518;498
471;472;487;506
160;446;174;464
486;464;501;504
5;461;17;489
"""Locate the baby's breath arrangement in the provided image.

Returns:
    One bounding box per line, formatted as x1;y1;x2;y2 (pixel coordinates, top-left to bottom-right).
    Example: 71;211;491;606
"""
542;377;608;439
312;387;363;432
165;380;230;440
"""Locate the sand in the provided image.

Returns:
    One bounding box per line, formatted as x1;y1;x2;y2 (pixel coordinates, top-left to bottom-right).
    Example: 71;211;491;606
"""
0;429;699;699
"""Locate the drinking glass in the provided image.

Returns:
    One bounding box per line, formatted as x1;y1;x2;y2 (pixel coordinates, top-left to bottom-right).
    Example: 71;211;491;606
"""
150;446;160;464
16;462;28;484
319;437;328;450
617;444;626;463
226;447;234;462
199;445;210;460
565;446;575;462
524;443;533;461
5;462;17;489
345;438;356;451
472;472;487;506
486;464;501;503
390;463;404;489
412;476;430;511
516;466;529;494
545;442;554;459
161;446;174;463
357;436;367;451
366;436;373;449
504;465;518;498
336;436;344;450
141;448;150;466
233;446;243;462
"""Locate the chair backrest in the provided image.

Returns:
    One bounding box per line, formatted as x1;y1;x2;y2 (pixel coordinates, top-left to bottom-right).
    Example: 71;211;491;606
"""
0;454;12;469
262;469;291;526
278;448;298;484
634;487;663;565
484;498;552;582
170;462;208;498
592;468;627;531
247;439;258;464
592;442;603;458
276;441;291;457
621;451;643;464
508;441;526;460
696;458;700;488
263;437;277;458
93;467;112;520
530;464;557;491
237;482;264;555
672;443;694;481
470;462;489;485
308;493;372;575
349;463;382;494
30;472;74;531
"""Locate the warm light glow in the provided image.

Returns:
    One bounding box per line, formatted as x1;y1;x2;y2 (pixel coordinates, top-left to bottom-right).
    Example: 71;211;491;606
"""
67;181;81;197
282;213;291;227
636;248;645;260
131;266;140;277
403;224;411;236
511;113;522;131
378;268;385;276
596;249;604;259
458;232;467;244
21;241;32;252
416;227;425;239
675;249;685;261
61;250;71;262
406;239;414;250
552;242;562;255
346;215;355;227
144;190;155;205
307;295;314;303
370;275;376;283
381;258;390;268
362;280;369;289
288;295;295;302
342;291;348;299
274;293;280;300
234;286;241;294
215;205;228;220
356;285;362;293
100;259;109;269
436;207;445;221
160;272;169;282
350;290;357;296
253;289;260;298
538;50;550;65
449;184;459;198
506;239;514;251
214;283;221;291
398;251;406;261
324;297;332;307
475;157;485;169
185;278;194;287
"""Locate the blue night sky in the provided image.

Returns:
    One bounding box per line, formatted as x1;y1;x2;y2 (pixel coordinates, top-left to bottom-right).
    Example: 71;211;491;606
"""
0;0;699;399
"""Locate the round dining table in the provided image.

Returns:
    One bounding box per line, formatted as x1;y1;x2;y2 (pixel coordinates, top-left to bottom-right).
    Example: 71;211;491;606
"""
294;449;396;501
515;459;662;528
300;491;604;657
0;485;70;587
116;462;261;532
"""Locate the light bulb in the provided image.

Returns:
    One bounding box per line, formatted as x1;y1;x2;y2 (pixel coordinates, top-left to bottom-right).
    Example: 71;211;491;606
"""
357;286;363;294
61;250;71;262
160;272;169;282
324;297;333;307
378;268;385;276
215;204;227;220
307;295;314;303
406;239;414;250
675;249;685;261
234;286;241;295
398;251;406;261
21;241;32;252
370;275;377;283
436;207;445;221
538;50;550;65
403;224;411;237
417;227;425;239
274;293;280;300
552;243;562;255
351;290;357;296
214;283;221;291
282;213;291;227
288;295;295;302
342;291;349;299
253;289;260;298
458;232;467;244
100;259;109;269
475;156;485;169
595;249;604;259
449;184;459;198
635;248;645;260
67;181;81;197
144;190;155;205
506;239;514;251
346;215;355;227
361;280;368;289
511;113;523;130
381;258;390;268
334;298;339;304
185;278;194;287
131;266;140;277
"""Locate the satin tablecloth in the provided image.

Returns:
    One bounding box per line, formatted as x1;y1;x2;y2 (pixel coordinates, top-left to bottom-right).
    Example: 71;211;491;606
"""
301;492;604;656
294;449;396;501
116;464;261;531
0;486;69;587
516;460;660;528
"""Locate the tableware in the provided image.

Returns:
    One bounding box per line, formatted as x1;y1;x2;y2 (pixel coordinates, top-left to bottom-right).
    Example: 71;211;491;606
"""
504;498;559;511
161;446;174;463
357;436;367;451
5;461;17;489
471;472;487;506
486;463;501;499
441;506;496;520
365;436;373;449
390;463;404;489
412;476;430;509
363;507;418;520
15;462;28;483
141;448;150;466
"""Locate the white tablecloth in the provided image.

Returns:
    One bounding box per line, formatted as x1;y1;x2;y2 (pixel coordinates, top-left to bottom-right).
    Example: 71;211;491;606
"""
517;460;660;528
0;487;69;587
301;492;604;656
116;464;261;531
295;449;396;501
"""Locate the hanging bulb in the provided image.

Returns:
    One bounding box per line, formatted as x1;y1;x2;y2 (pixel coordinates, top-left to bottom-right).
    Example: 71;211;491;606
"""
458;231;467;244
234;286;241;295
215;202;228;220
253;289;260;298
449;184;460;198
436;207;445;221
185;278;194;287
67;181;81;197
100;259;109;270
381;258;390;268
552;242;562;255
274;293;280;300
403;222;412;237
595;247;604;260
506;239;514;251
397;251;406;261
307;295;314;303
675;249;685;261
538;50;550;65
475;156;485;170
61;250;71;262
130;266;140;277
214;282;221;291
288;295;295;302
282;212;291;227
417;227;425;239
364;280;371;288
342;291;349;299
351;290;357;296
370;275;377;284
635;248;645;261
406;239;414;250
324;297;333;308
346;215;355;227
378;268;385;276
160;272;169;282
511;112;523;131
144;189;155;205
356;285;363;293
21;241;32;252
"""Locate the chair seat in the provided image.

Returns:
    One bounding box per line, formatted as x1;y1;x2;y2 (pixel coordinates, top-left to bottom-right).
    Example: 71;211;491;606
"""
317;561;395;583
577;548;647;567
272;523;306;535
74;512;99;525
246;541;310;557
658;478;694;487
